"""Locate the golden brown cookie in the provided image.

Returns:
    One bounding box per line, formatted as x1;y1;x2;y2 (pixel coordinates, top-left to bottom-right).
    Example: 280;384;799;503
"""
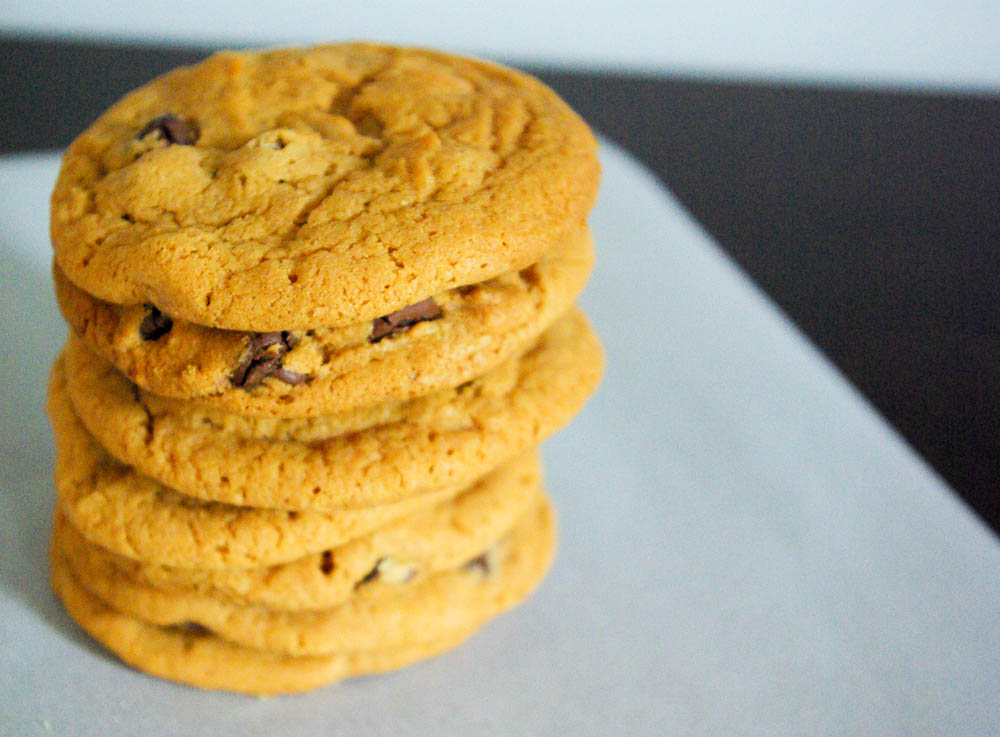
53;227;593;416
48;358;468;568
63;309;604;510
50;547;479;695
59;497;555;657
54;451;542;611
50;43;600;331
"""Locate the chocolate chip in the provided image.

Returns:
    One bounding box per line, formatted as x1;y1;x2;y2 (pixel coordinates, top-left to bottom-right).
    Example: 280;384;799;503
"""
138;305;173;341
369;297;443;343
355;564;380;588
463;552;492;575
271;367;309;386
137;114;200;145
354;557;417;588
230;331;307;389
177;621;211;636
320;550;334;575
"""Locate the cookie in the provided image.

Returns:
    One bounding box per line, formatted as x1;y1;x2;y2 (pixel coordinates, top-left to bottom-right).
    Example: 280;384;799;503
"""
63;309;603;510
58;497;555;657
51;547;479;695
49;358;470;568
55;451;542;611
50;43;600;331
53;227;593;416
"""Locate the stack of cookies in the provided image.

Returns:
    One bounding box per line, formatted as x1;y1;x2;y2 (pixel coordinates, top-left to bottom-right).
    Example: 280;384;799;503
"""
46;43;603;695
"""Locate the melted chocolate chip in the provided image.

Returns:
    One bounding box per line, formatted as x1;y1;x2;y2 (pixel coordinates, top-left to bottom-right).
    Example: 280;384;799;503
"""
138;305;173;341
353;557;417;589
463;552;492;575
355;563;380;589
320;550;335;575
271;367;309;386
230;331;306;389
369;298;443;343
137;114;200;145
177;621;211;636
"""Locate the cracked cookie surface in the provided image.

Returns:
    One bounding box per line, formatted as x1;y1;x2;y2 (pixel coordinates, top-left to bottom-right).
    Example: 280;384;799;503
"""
48;358;475;568
57;497;555;658
54;451;542;612
54;227;593;416
50;546;482;695
51;42;600;330
63;309;604;510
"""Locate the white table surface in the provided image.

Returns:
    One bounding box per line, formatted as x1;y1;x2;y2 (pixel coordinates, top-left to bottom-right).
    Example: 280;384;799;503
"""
0;141;997;736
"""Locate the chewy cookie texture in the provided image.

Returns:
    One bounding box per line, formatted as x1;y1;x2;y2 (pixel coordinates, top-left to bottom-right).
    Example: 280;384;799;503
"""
47;41;603;695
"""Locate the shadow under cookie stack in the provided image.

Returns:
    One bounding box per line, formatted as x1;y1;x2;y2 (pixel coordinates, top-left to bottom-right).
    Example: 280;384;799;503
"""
46;43;603;695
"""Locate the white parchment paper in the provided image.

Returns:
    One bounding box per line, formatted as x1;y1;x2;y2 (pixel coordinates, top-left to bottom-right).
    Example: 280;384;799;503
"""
1;141;997;736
